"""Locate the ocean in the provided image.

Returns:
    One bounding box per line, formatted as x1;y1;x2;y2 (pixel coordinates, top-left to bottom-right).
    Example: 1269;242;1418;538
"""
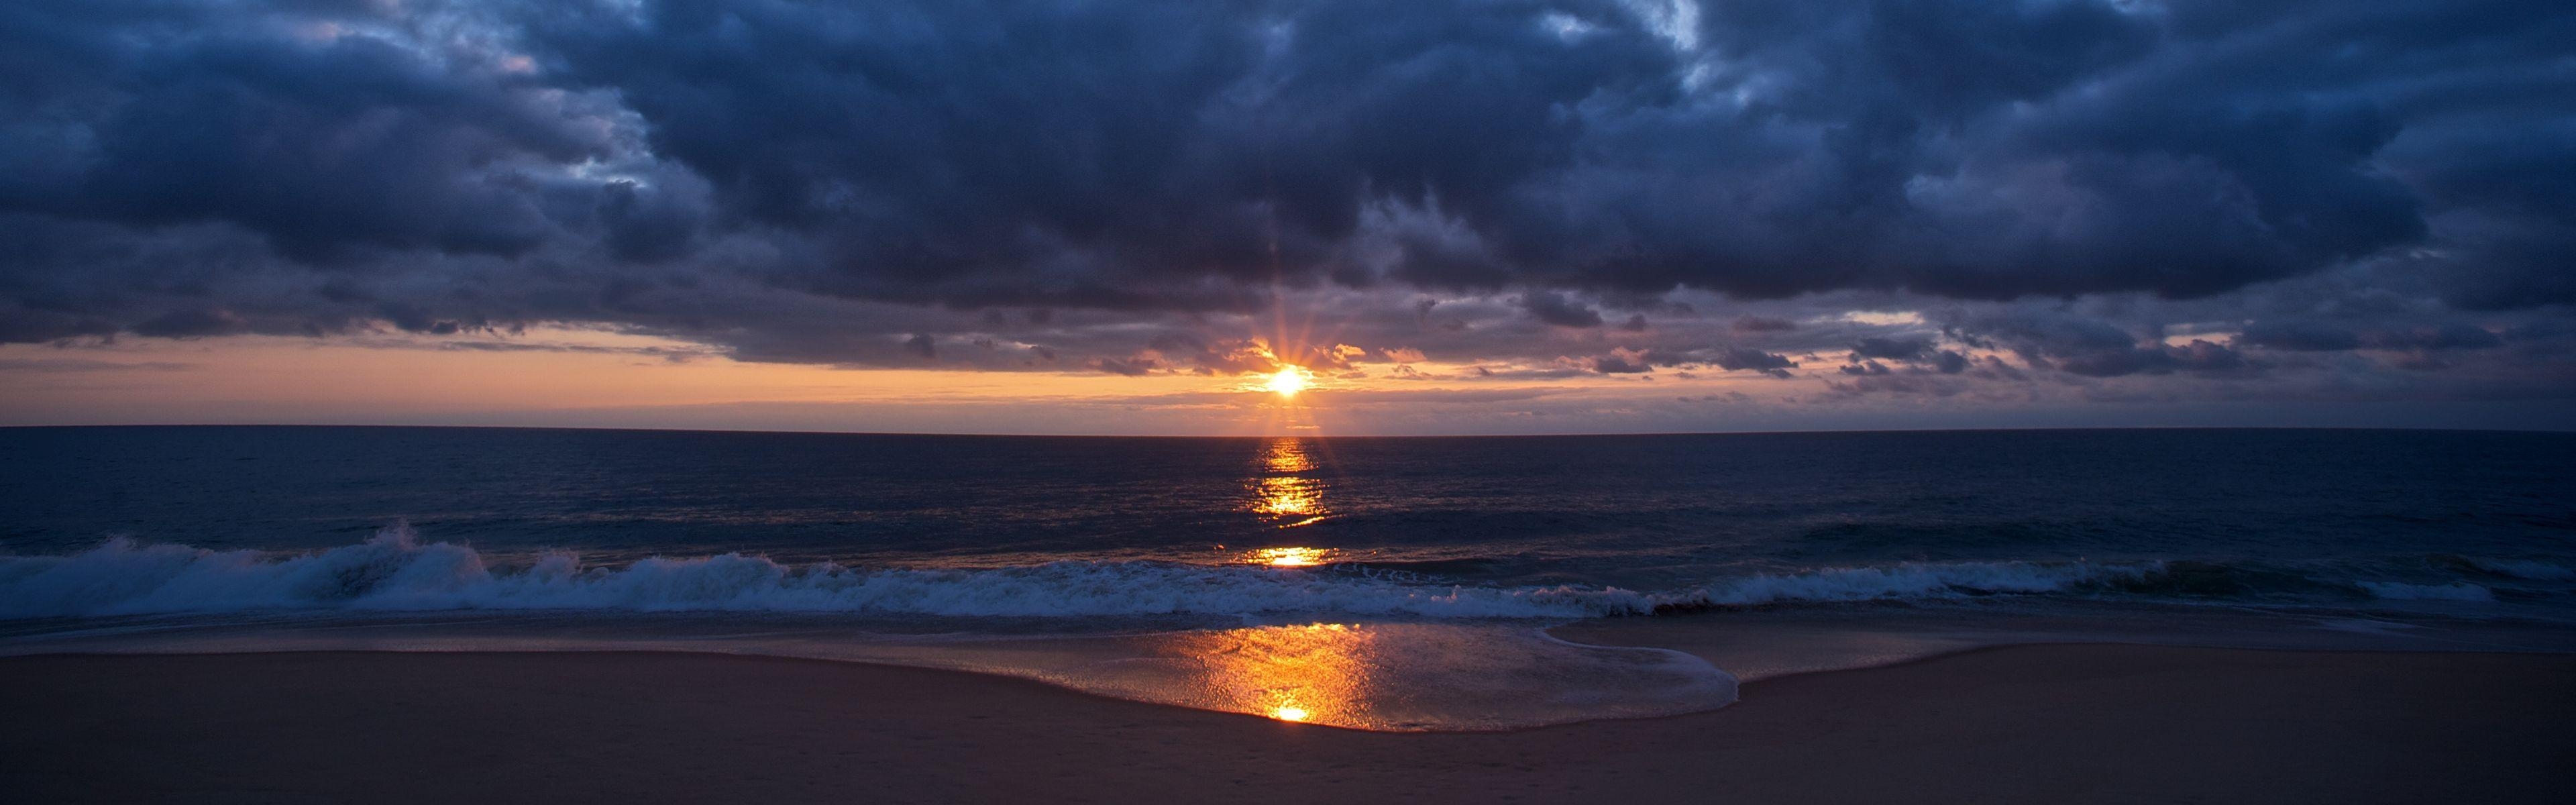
3;426;2571;730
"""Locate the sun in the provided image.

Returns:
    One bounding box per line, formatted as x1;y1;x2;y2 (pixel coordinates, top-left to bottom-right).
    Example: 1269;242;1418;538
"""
1264;367;1309;397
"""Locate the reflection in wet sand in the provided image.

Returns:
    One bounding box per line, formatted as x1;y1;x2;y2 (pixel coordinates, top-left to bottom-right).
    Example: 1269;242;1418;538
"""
1183;623;1374;724
17;616;1739;732
1044;622;1738;731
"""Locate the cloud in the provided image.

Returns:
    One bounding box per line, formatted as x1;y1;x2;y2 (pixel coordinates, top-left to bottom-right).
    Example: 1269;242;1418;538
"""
8;2;2565;328
2365;323;2504;352
0;0;2568;421
1851;337;1933;361
2239;321;2363;352
1712;347;1796;378
1089;355;1161;376
2056;340;2250;378
1593;346;1655;374
1518;290;1603;328
127;309;245;339
1825;374;1972;398
2239;321;2504;353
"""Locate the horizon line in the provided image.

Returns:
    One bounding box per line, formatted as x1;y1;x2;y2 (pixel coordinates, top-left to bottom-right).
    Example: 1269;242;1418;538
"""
3;423;2569;439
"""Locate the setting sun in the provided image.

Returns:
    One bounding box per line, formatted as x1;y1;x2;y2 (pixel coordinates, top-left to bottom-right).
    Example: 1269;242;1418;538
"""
1264;367;1310;397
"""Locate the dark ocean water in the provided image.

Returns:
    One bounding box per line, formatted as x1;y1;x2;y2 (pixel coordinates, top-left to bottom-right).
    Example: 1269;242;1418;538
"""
4;425;2571;608
3;426;2571;729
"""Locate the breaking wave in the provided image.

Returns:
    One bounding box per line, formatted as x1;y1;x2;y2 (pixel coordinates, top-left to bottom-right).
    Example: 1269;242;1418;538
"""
0;527;2548;621
0;527;1662;619
1648;561;2161;612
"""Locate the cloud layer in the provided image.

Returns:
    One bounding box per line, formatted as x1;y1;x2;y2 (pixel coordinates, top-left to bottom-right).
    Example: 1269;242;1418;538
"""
1;0;2571;423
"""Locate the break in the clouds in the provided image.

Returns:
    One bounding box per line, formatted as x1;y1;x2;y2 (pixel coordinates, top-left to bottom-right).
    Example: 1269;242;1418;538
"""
0;0;2571;427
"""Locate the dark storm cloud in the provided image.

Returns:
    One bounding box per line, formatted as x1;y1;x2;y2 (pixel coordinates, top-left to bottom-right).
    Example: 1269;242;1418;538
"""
1711;347;1796;377
2237;320;2505;354
0;1;668;263
2366;323;2504;352
1946;307;2258;378
0;0;2569;402
127;308;245;339
1851;337;1933;361
2239;321;2363;352
1089;356;1161;376
0;309;117;343
1592;346;1656;374
1839;337;1967;374
1519;290;1605;328
2054;340;2249;378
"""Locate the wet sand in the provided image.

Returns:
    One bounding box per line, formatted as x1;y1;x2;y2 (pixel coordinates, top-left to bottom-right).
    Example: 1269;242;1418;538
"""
3;645;2571;804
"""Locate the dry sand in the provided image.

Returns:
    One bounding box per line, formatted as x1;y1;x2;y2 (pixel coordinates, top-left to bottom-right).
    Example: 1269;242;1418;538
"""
3;645;2571;804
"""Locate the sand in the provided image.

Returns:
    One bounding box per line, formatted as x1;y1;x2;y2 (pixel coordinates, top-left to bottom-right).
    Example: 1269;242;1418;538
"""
3;645;2571;804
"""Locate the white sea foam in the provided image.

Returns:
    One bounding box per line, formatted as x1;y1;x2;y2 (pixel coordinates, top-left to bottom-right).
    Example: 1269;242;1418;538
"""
1670;561;2162;608
0;527;2225;621
0;527;1661;619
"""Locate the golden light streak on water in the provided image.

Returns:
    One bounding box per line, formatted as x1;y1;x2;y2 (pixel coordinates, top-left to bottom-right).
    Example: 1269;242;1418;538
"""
1262;438;1316;473
1250;478;1324;517
1246;546;1336;567
1246;438;1330;528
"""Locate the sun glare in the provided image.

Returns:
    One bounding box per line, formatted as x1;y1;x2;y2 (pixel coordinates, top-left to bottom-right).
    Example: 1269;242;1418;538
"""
1265;367;1309;397
1249;546;1334;567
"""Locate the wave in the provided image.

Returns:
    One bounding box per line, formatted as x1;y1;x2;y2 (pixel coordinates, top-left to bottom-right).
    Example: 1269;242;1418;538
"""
0;528;2550;621
1649;560;2163;612
0;527;1661;619
2467;558;2576;582
2356;581;2496;602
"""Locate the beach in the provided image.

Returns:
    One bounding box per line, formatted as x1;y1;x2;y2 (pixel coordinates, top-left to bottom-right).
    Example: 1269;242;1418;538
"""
5;644;2569;804
4;0;2571;794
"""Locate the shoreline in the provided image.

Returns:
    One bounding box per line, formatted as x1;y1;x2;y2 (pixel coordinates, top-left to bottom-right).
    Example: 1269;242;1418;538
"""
19;635;2559;727
6;644;2571;803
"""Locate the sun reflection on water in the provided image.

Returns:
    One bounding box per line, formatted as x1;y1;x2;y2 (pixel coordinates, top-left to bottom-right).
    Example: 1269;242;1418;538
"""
1247;438;1330;529
1262;439;1316;473
1251;476;1322;515
1246;546;1336;567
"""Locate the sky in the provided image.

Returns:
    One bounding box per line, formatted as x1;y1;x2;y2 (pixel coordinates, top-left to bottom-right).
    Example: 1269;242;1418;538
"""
1;0;2571;435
